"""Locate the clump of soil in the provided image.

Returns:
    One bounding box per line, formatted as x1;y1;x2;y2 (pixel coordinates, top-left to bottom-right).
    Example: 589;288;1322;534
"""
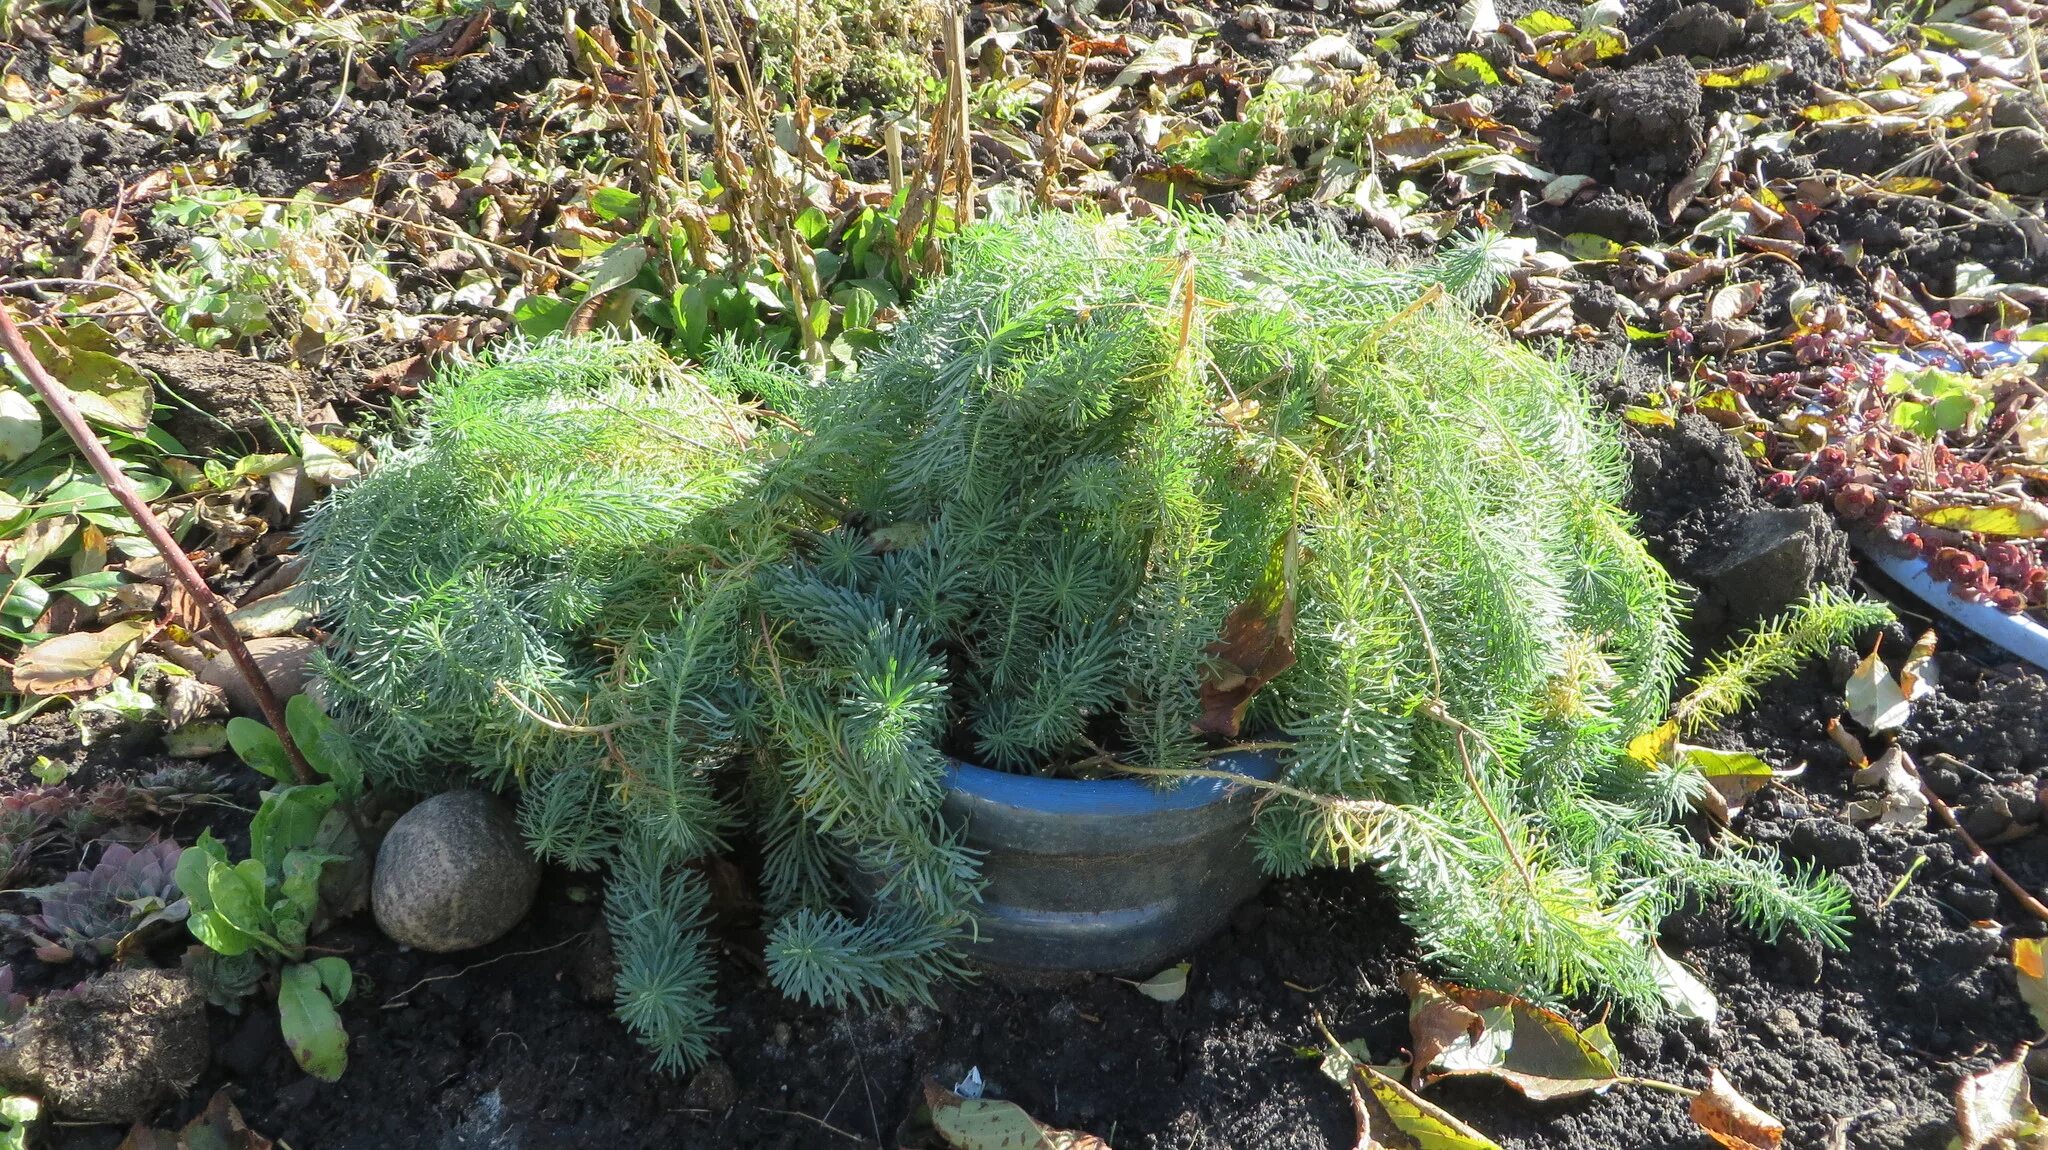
0;968;209;1123
132;349;345;456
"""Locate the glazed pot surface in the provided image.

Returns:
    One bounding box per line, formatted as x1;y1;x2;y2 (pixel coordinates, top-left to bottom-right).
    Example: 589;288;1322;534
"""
940;749;1279;973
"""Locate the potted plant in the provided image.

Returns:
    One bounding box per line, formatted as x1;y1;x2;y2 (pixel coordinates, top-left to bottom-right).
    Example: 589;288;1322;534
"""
302;212;1861;1071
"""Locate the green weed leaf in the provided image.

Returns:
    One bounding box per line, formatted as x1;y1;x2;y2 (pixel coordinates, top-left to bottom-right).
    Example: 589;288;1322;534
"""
277;962;349;1082
226;716;291;782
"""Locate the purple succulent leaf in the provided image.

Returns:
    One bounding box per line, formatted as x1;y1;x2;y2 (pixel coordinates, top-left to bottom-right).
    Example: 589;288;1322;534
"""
7;838;186;961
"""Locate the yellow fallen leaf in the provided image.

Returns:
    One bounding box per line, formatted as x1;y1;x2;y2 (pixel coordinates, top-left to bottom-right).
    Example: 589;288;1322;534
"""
1922;501;2048;538
2016;939;2048;1033
1628;720;1678;767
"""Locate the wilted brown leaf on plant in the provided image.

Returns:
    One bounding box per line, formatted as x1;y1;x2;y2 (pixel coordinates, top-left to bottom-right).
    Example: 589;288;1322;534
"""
1195;526;1297;737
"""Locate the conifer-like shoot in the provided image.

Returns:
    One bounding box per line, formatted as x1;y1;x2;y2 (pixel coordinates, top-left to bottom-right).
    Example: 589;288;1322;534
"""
305;213;1866;1067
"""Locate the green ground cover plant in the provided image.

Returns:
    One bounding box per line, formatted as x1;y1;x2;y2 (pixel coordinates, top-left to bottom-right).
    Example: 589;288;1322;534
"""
180;695;366;1082
303;212;1868;1071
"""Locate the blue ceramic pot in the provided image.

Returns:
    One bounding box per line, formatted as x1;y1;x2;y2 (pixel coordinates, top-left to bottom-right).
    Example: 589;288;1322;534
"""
939;748;1280;972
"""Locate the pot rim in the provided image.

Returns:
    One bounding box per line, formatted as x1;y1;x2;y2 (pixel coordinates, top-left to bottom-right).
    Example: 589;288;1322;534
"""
940;747;1282;815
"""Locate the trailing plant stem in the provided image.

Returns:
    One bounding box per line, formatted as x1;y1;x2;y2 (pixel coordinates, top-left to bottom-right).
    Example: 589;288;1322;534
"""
1422;700;1541;900
0;305;317;785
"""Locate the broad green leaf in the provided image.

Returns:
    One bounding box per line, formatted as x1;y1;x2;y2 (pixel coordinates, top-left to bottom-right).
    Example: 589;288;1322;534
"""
0;1096;38;1126
49;570;129;607
227;716;292;782
589;186;642;222
1678;745;1779;817
678;282;711;353
278;848;339;927
187;907;256;957
577;236;649;299
0;577;46;623
278;962;350;1082
793;206;831;244
836;284;879;332
17;325;155;433
1892;392;1977;436
286;694;361;797
310;955;353;1005
213;856;270;915
512;294;574;338
250;784;339;874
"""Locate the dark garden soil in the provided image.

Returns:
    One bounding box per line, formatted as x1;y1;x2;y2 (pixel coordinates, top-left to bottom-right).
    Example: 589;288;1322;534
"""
4;0;2047;1146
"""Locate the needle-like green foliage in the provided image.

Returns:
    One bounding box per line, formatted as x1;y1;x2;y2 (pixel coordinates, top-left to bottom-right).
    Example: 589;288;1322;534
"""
304;212;1861;1068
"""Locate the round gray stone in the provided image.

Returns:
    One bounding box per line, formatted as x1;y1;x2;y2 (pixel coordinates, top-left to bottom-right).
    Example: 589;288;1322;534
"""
372;791;540;953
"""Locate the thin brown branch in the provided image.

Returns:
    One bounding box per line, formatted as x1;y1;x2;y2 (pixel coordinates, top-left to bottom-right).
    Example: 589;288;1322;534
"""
1918;771;2048;922
0;305;317;785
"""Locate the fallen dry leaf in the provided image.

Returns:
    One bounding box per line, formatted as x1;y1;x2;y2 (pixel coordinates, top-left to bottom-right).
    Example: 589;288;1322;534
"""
1847;745;1930;828
1342;1058;1501;1150
118;1087;274;1150
1845;645;1910;733
1691;1068;1783;1150
925;1079;1110;1150
11;617;155;695
1954;1049;2047;1150
1121;962;1189;1003
2013;939;2048;1034
1900;629;1939;702
1402;973;1619;1100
